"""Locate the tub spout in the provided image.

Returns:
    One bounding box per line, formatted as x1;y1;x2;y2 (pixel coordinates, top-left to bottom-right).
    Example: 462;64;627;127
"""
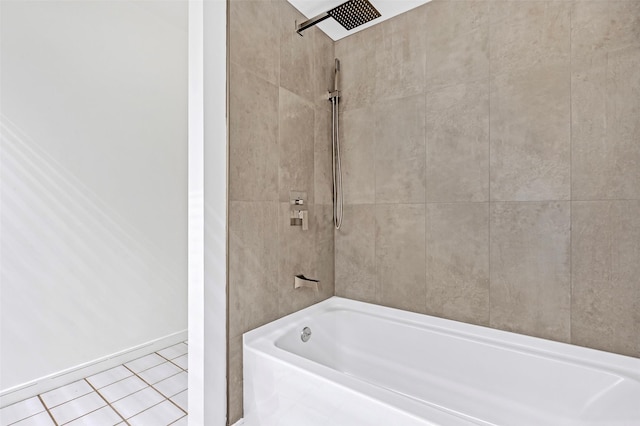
294;275;319;290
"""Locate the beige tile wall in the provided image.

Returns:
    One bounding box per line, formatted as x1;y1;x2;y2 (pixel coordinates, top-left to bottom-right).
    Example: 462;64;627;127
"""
228;0;639;422
228;0;335;423
334;0;640;358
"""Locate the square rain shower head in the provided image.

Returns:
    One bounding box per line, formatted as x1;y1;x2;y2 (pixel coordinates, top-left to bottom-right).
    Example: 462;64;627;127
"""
327;0;381;31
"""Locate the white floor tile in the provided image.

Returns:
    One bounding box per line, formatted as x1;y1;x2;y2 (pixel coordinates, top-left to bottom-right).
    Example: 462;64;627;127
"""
87;366;132;389
10;411;55;426
171;354;188;370
157;344;188;361
65;406;122;426
40;380;92;409
138;362;181;385
153;372;187;398
111;387;164;419
0;397;45;425
98;376;147;403
170;415;188;426
125;354;165;374
170;390;187;412
49;392;106;424
127;400;184;426
4;351;187;426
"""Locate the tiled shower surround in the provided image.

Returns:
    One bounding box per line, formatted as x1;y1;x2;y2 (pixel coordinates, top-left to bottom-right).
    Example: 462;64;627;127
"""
227;0;336;422
334;0;639;354
228;0;640;423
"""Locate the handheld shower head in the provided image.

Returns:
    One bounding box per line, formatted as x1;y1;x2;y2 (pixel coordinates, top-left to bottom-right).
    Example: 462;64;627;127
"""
334;58;340;93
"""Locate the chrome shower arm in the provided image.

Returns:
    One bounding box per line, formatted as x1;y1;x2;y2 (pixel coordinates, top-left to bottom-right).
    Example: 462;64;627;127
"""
296;13;331;36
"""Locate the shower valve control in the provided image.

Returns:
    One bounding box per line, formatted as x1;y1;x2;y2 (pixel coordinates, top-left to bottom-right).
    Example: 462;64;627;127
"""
290;191;308;231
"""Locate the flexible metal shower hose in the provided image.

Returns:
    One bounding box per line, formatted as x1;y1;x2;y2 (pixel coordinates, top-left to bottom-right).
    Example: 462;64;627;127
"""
332;96;343;230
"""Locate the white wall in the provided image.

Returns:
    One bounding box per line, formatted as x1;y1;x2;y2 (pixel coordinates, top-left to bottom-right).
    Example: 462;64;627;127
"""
0;0;188;396
187;0;227;423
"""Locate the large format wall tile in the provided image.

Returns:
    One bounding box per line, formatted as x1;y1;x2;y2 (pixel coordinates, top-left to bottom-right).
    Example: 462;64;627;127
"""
314;106;333;205
425;0;489;92
334;25;382;111
277;202;317;317
229;63;279;201
227;335;243;425
228;201;279;339
490;1;570;75
571;201;640;358
229;0;280;85
375;95;426;203
341;106;376;204
376;204;426;314
490;64;570;201
426;81;489;202
335;204;377;303
314;204;336;300
277;203;332;317
571;1;640;71
278;88;315;203
572;47;640;200
375;7;426;101
490;202;571;342
279;2;315;102
314;29;336;107
228;2;336;421
426;203;489;326
228;3;640;421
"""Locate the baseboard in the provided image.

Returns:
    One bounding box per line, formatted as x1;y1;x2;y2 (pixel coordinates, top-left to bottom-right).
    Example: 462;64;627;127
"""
231;420;244;426
0;329;188;408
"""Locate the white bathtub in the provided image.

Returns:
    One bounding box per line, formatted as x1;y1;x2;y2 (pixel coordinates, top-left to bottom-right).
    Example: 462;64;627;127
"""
242;297;640;425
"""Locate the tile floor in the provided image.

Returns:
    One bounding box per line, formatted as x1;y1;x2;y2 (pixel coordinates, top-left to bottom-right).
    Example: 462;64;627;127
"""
0;343;188;426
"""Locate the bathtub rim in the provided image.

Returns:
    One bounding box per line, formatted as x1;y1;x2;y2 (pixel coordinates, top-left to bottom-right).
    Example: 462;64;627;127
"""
243;297;640;425
244;296;640;381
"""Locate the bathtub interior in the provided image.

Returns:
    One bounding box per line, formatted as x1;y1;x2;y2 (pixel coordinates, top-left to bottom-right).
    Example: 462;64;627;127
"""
246;298;640;425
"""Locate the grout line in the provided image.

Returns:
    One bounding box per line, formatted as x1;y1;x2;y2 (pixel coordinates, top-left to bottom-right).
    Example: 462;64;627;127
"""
155;352;187;373
144;371;185;399
487;1;492;329
166;390;188;416
13;349;187;426
88;371;136;395
424;84;429;315
568;0;573;346
84;379;130;426
122;365;188;417
168;414;188;425
115;367;176;421
424;190;429;315
36;395;59;426
340;199;640;205
125;355;167;375
38;388;94;410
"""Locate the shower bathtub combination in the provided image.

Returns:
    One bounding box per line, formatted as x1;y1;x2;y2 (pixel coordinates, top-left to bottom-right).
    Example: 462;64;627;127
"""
243;297;640;425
